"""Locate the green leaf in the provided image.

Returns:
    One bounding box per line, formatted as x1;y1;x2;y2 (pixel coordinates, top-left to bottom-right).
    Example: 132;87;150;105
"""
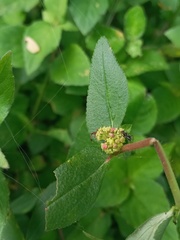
126;39;143;58
126;208;173;240
95;156;130;207
2;11;25;26
1;212;24;240
28;132;52;155
127;143;174;180
23;0;39;12
68;122;98;159
26;182;56;240
43;84;83;115
131;94;157;134
66;86;88;96
0;171;23;239
162;44;180;58
0;170;9;235
83;231;103;240
50;44;90;86
85;25;125;53
124;50;168;77
0;149;9;169
0;26;24;67
11;189;39;214
86;37;128;133
69;0;109;35
0;51;14;125
152;86;180;124
81;208;111;240
0;0;23;15
127;0;149;4
45;147;108;230
63;208;111;240
23;21;61;74
0;0;38;14
165;62;180;88
163;221;179;240
117;179;170;234
165;26;180;48
124;6;146;41
43;0;67;25
124;81;157;134
158;0;179;11
46;128;72;145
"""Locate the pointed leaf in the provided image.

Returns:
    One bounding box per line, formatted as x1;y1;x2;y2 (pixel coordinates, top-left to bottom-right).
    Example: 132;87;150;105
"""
126;208;174;240
86;37;128;133
165;26;180;48
69;0;109;35
0;51;15;125
45;147;108;230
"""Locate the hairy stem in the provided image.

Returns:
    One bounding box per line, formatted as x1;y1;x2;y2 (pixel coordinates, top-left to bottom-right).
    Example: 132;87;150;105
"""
120;138;180;208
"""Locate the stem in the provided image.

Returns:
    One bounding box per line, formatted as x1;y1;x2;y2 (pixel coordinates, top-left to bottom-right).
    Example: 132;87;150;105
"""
119;138;180;208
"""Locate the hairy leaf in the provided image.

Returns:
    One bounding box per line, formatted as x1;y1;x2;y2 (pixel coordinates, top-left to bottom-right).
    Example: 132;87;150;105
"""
0;52;14;125
45;147;107;230
86;37;128;133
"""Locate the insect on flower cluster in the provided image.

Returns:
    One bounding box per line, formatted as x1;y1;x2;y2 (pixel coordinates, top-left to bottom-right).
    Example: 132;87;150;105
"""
92;126;132;155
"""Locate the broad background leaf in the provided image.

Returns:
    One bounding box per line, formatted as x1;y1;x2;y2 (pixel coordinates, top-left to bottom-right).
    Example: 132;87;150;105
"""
124;81;157;134
85;25;125;54
165;26;180;48
152;86;180;124
86;37;128;133
63;208;111;240
124;50;168;77
50;44;90;86
0;51;14;125
0;26;24;68
23;21;61;75
69;0;109;35
115;179;170;237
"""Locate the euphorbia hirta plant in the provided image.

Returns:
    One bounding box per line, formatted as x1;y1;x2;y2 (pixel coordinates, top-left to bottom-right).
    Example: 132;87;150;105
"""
45;37;180;239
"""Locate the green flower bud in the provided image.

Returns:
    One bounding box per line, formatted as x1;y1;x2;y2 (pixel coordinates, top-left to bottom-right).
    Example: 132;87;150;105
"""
95;126;131;155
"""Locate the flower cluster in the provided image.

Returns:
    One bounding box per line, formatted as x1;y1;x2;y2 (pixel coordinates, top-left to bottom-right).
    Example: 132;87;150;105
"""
95;127;126;155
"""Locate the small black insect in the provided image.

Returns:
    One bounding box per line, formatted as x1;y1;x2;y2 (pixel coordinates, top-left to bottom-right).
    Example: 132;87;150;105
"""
121;130;132;142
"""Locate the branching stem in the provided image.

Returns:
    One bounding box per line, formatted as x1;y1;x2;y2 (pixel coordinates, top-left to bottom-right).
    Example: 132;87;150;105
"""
119;138;180;208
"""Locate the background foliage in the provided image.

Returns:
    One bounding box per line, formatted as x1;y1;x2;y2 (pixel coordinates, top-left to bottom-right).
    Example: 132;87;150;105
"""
0;0;180;239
